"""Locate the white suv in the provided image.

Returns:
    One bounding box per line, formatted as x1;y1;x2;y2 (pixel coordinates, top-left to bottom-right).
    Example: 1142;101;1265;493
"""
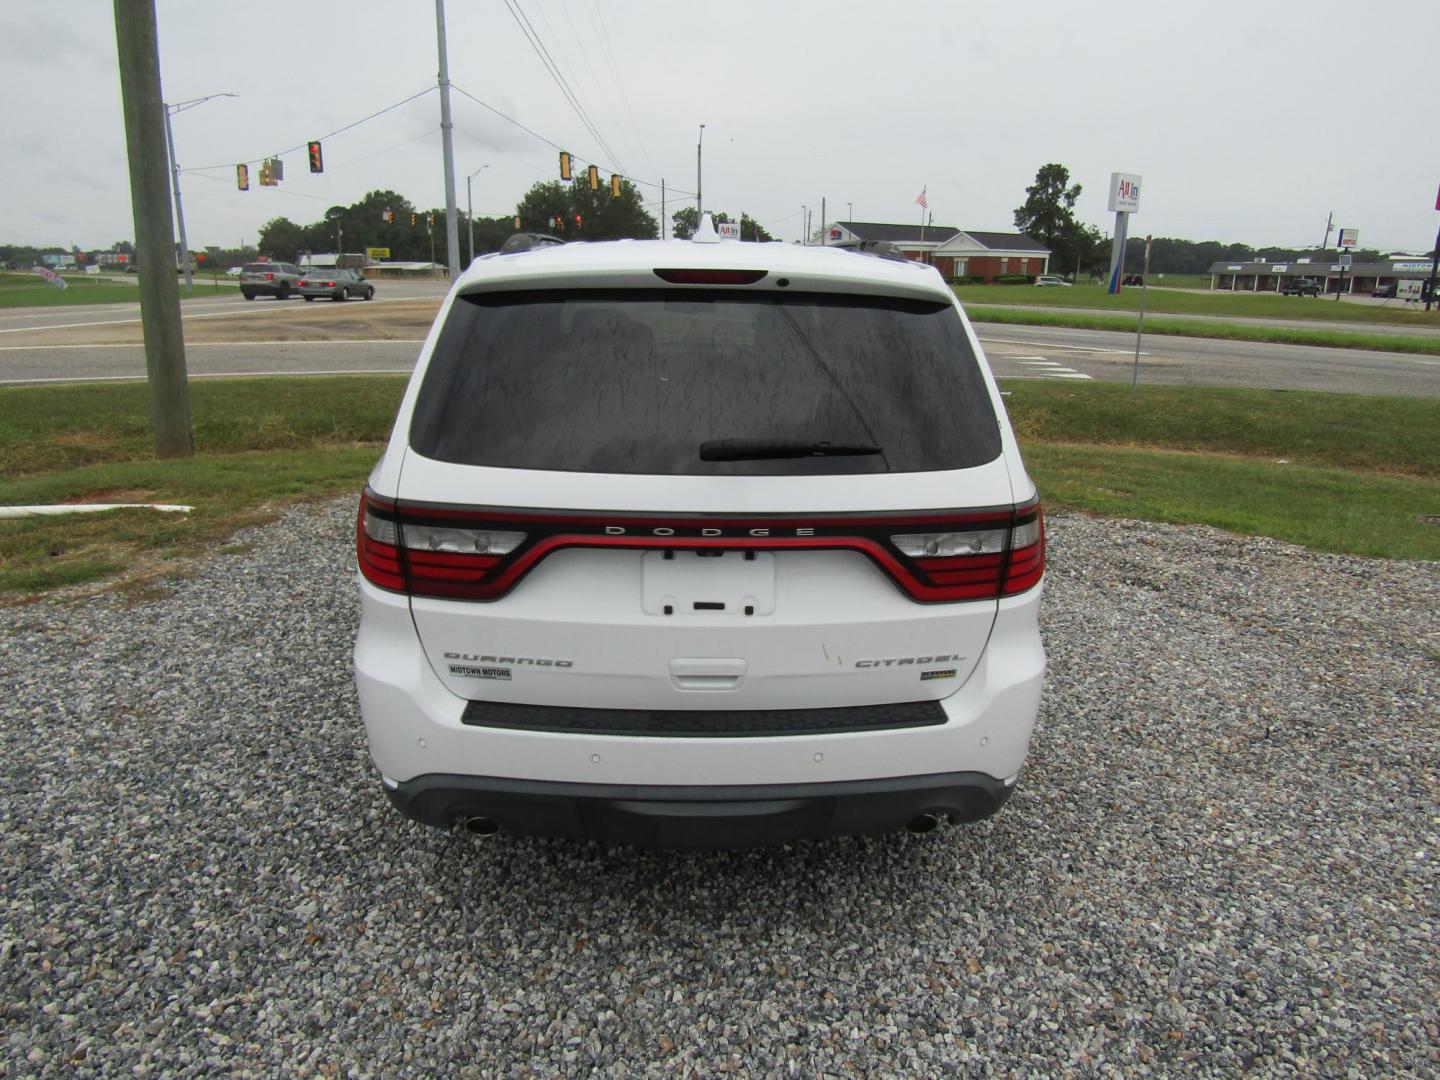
354;222;1045;847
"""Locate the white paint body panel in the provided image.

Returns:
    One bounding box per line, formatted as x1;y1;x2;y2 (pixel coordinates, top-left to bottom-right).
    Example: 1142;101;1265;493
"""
356;576;1044;787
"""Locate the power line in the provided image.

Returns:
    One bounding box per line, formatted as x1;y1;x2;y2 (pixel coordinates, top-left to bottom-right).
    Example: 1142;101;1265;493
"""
585;0;660;181
501;0;629;178
449;82;694;197
185;86;436;172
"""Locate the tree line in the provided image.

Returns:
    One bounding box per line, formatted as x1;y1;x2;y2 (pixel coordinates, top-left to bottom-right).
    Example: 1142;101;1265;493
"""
254;180;780;263
1012;163;1392;277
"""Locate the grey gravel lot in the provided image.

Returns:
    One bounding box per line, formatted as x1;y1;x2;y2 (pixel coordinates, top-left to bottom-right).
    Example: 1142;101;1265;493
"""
1;500;1436;1077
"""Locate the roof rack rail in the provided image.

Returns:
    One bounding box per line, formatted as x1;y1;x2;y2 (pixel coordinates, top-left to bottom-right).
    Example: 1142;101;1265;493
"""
828;238;910;263
499;232;566;254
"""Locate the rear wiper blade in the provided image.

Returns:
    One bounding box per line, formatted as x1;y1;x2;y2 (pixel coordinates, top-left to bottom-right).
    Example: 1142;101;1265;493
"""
699;438;882;461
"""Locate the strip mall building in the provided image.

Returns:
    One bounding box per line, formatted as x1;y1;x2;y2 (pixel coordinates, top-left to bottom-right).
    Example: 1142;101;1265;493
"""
1207;255;1435;296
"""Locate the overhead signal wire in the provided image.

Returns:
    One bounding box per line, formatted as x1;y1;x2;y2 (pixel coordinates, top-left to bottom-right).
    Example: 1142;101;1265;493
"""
547;0;655;185
184;86;437;172
450;83;694;197
584;0;660;181
501;0;630;178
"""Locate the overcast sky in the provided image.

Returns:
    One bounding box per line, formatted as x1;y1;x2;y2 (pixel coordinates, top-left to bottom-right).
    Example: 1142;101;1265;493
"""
6;1;1438;253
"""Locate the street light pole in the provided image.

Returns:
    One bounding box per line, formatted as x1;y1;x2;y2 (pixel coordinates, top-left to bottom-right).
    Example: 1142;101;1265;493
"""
434;0;461;281
697;123;706;221
161;91;236;290
465;164;490;265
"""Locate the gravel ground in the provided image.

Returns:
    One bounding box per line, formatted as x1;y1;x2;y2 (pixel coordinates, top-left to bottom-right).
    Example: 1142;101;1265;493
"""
1;500;1436;1077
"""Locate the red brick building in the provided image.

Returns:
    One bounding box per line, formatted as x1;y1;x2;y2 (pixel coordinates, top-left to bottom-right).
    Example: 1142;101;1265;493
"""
824;222;1050;281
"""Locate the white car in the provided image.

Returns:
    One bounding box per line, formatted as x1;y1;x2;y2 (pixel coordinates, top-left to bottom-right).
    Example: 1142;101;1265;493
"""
1033;275;1072;287
354;218;1046;847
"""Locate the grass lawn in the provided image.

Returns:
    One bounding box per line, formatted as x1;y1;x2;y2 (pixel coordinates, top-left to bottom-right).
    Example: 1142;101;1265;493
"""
955;281;1440;329
0;272;237;308
0;376;1435;596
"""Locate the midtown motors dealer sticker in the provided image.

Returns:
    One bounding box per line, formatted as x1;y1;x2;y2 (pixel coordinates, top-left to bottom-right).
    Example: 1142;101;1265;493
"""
449;664;512;681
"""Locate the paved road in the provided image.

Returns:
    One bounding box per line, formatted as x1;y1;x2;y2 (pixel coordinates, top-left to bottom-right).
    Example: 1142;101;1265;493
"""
972;292;1440;338
0;278;450;335
975;322;1440;397
1;294;1437;398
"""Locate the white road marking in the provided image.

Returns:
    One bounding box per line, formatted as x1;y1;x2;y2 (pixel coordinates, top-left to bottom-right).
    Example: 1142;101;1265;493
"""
0;369;413;386
997;357;1093;381
981;335;1147;356
0;296;433;335
0;340;426;351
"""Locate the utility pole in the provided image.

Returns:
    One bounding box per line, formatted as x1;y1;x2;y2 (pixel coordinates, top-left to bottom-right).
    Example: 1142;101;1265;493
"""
1320;211;1334;252
697;124;706;220
434;0;461;280
661;179;666;240
820;197;826;245
113;0;192;458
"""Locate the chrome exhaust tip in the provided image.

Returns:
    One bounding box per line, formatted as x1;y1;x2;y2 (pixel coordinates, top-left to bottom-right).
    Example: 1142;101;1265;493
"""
905;812;943;835
463;816;500;837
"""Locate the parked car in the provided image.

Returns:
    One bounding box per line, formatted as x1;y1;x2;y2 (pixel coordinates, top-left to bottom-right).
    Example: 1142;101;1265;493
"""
297;268;375;302
1280;278;1321;297
1033;275;1072;287
1372;283;1397;299
353;222;1047;848
239;262;305;300
226;266;243;277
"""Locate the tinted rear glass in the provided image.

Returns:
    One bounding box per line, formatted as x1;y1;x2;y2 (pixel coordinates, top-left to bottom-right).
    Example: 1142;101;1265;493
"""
409;289;1001;476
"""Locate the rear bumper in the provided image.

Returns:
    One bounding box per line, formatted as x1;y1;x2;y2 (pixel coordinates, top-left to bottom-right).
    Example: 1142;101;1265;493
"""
382;769;1015;848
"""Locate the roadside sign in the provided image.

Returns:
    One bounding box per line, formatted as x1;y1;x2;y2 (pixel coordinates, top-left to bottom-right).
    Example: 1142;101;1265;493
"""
1339;253;1352;268
1337;228;1358;248
32;266;68;290
1107;172;1142;213
717;220;741;240
366;247;391;260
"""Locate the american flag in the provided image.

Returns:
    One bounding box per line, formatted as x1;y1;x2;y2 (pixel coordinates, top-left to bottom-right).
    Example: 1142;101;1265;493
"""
915;188;928;210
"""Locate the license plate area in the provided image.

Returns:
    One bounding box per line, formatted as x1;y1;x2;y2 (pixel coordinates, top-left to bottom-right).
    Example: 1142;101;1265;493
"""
641;550;776;616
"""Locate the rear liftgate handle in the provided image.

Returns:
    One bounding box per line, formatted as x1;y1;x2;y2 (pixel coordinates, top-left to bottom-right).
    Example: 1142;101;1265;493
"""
668;657;747;692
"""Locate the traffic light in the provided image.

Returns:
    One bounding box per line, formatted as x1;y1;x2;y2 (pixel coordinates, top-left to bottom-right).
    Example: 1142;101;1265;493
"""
236;163;249;191
410;213;417;227
427;214;434;230
587;164;599;191
513;216;521;230
382;208;393;223
574;213;583;230
307;140;323;173
610;173;621;198
258;159;275;186
559;151;572;181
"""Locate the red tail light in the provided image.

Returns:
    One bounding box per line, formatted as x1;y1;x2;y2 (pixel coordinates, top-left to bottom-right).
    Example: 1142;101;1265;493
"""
653;269;767;285
323;281;335;287
356;490;1044;603
265;272;274;281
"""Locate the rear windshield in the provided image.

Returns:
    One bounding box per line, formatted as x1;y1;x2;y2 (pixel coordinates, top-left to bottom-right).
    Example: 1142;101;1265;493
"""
409;289;1001;476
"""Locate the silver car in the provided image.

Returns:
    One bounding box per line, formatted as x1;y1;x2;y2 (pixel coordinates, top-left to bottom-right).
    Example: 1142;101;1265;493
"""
297;268;375;302
239;261;304;300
